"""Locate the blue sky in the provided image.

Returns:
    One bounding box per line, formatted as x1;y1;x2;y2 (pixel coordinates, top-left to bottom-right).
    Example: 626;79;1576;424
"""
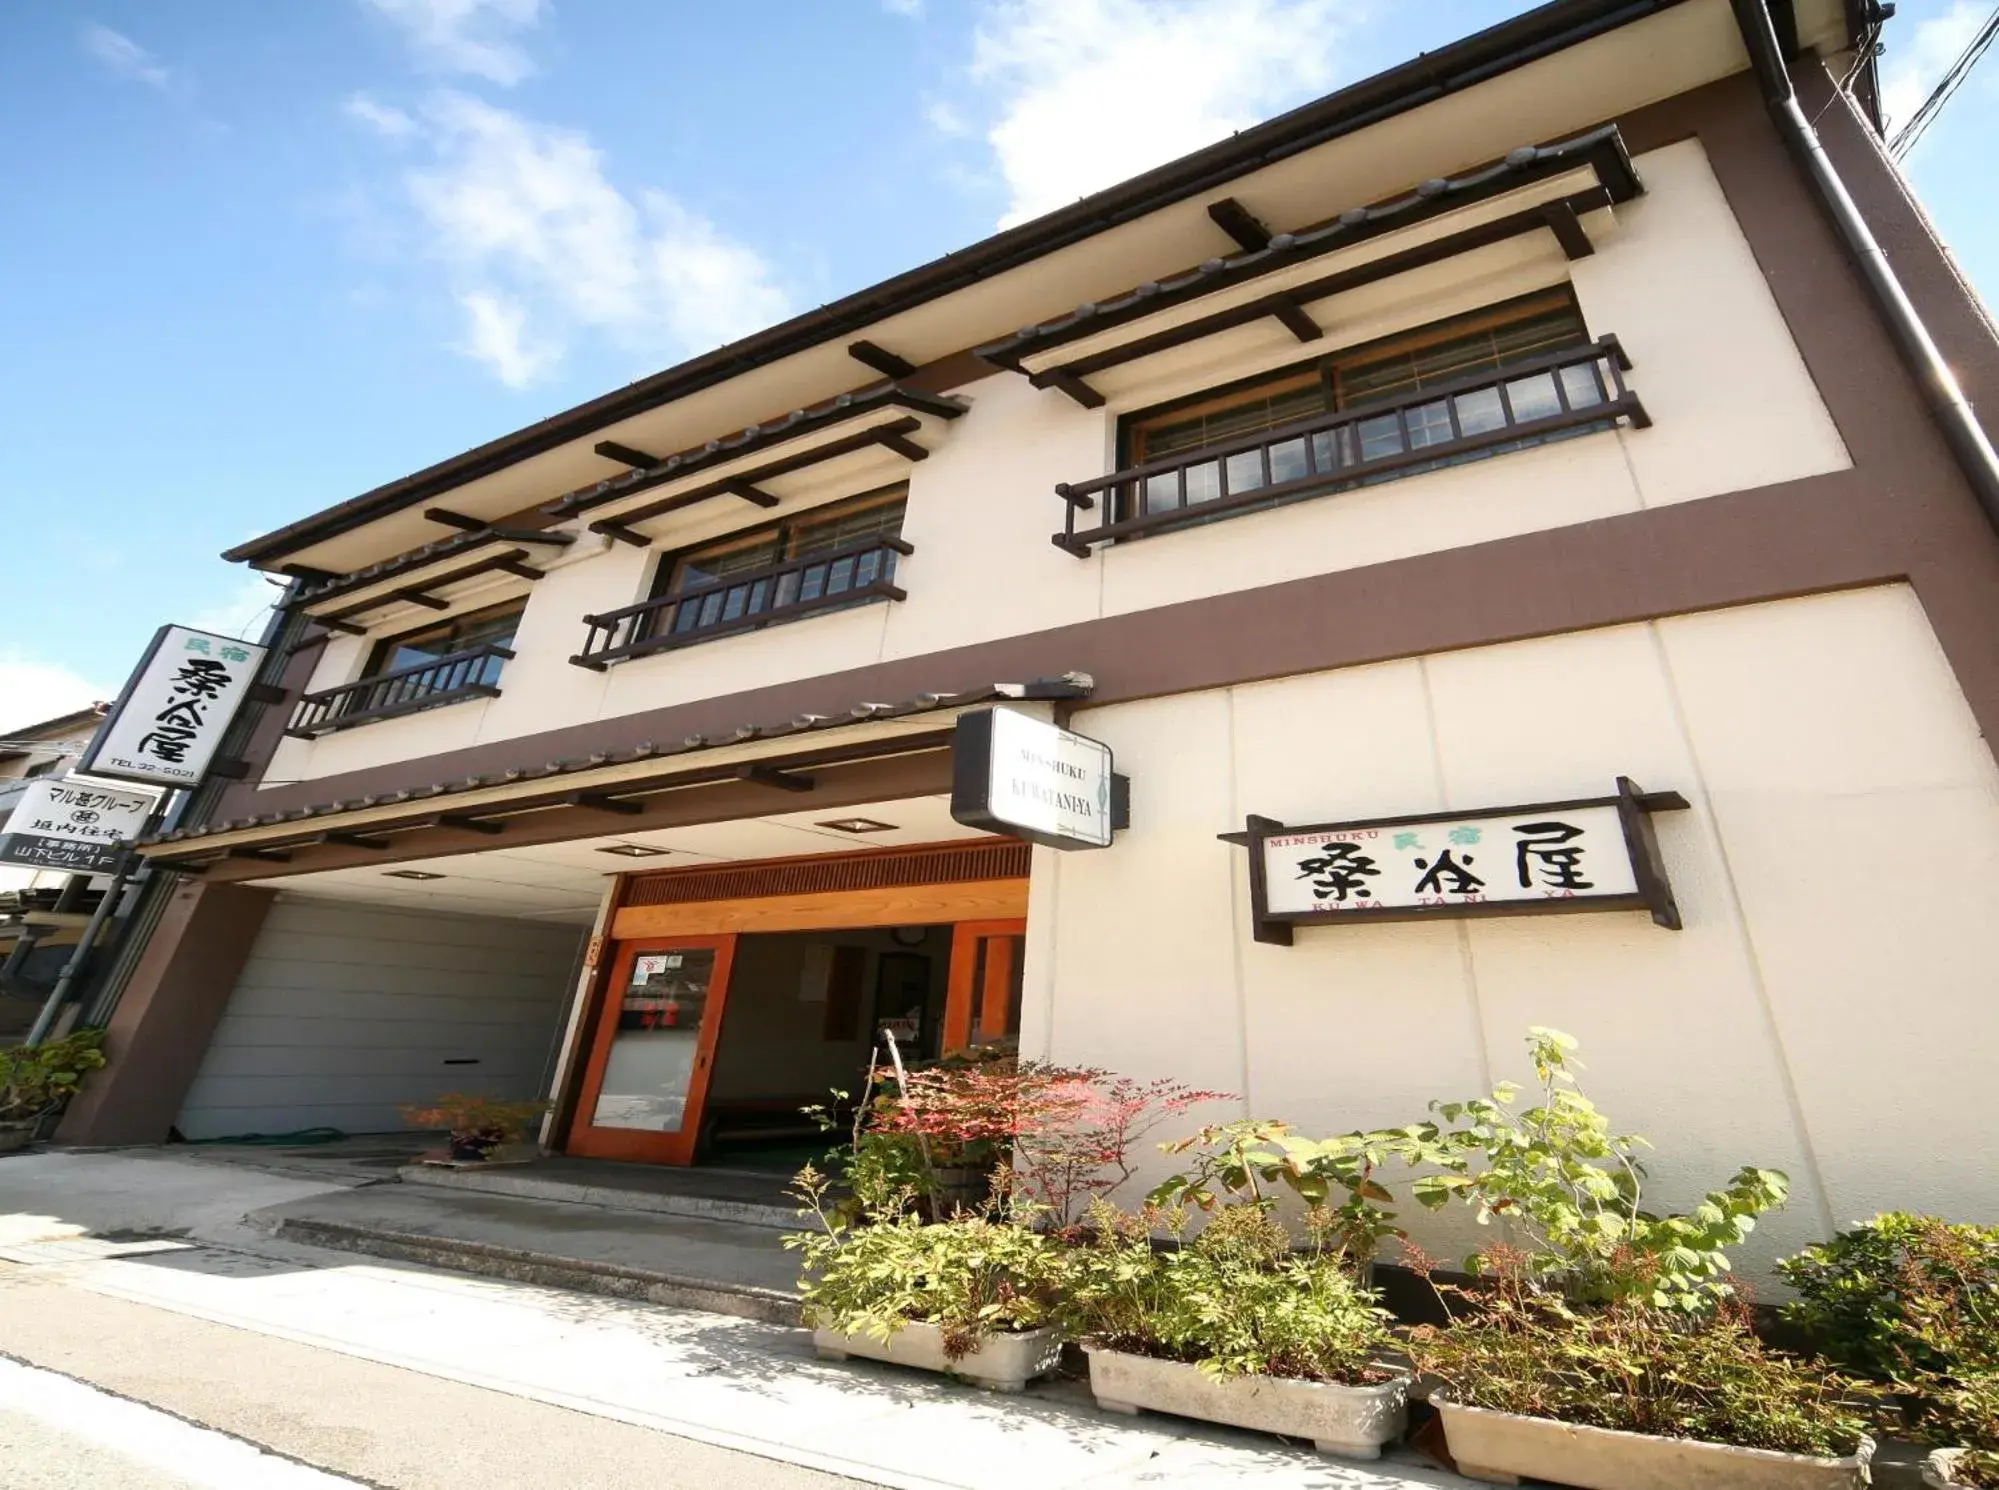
3;0;1994;724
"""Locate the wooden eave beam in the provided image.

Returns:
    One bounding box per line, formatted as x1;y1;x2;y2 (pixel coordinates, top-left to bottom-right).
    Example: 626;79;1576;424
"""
310;550;544;628
484;527;574;547
1036;368;1107;410
424;812;507;835
310;831;392;850
1207;197;1272;252
595;440;660;469
562;791;644;816
279;563;342;585
722;479;781;508
1541;199;1595;259
1033;193;1609;389
871;428;930;462
1269;294;1323;343
587;417;928;543
847;339;918;379
424;507;487;532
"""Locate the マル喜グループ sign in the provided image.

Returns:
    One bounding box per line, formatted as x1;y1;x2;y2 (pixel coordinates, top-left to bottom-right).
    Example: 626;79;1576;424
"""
0;777;161;875
1223;777;1688;944
80;625;269;789
950;706;1123;850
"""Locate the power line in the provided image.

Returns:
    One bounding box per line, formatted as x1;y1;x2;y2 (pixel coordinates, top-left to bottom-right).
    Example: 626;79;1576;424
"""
1890;3;1999;159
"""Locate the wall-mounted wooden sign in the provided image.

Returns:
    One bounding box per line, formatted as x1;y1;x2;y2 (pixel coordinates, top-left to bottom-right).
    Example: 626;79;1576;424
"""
1221;777;1688;945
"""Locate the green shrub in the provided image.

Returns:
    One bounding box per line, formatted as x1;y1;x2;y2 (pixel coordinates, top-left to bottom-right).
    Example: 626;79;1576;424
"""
1056;1199;1397;1384
0;1028;107;1123
1778;1213;1999;1381
1408;1260;1870;1458
1411;1027;1790;1311
784;1166;1063;1358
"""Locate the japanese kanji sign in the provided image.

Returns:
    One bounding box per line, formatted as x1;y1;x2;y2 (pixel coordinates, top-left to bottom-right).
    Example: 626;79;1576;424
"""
0;777;161;874
79;625;268;789
1227;778;1688;944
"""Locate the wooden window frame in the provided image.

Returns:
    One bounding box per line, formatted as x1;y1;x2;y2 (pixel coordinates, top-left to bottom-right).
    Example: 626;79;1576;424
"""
645;483;909;606
362;596;529;679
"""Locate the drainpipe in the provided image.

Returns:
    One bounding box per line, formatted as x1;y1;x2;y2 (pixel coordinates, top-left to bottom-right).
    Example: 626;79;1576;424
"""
1729;0;1999;536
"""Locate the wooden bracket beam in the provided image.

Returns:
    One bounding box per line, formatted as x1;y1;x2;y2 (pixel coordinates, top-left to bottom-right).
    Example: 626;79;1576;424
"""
1542;200;1594;260
484;527;574;547
424;507;487;532
227;846;291;863
592;521;652;549
392;589;451;611
722;479;781;508
1269;294;1323;343
1207;197;1272;252
563;791;644;816
847;339;918;379
737;764;815;793
434;813;506;835
493;558;544;581
1036;368;1107;410
871;428;931;462
280;563;342;585
315;617;368;636
595;440;660;469
311;831;392;850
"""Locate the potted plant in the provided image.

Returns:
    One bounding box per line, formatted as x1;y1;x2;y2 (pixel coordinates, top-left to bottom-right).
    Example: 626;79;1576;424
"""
1058;1197;1410;1459
784;1165;1066;1391
1410;1256;1873;1488
1780;1213;1999;1488
399;1093;548;1163
1403;1027;1871;1487
0;1028;107;1153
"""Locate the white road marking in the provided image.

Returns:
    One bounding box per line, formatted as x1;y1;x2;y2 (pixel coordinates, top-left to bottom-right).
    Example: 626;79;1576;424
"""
0;1355;366;1490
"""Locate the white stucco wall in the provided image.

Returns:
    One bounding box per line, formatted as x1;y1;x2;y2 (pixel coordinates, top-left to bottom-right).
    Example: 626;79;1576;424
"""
260;137;1847;788
1022;584;1999;1273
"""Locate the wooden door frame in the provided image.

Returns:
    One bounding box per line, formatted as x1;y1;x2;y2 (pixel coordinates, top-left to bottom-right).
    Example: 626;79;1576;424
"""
564;932;739;1164
941;918;1027;1053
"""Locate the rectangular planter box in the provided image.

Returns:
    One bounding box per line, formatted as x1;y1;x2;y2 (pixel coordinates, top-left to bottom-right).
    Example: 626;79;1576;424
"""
1434;1398;1873;1489
812;1320;1061;1392
1084;1345;1409;1460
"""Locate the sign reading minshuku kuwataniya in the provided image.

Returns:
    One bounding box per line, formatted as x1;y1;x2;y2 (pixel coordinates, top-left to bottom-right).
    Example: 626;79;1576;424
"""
79;625;268;789
1225;778;1688;944
0;777;162;874
950;706;1126;851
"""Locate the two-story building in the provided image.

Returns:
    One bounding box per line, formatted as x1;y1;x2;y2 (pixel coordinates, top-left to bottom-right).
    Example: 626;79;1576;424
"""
58;0;1999;1265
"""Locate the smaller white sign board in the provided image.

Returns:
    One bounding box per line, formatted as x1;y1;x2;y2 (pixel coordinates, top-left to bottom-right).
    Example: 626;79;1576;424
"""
80;625;269;789
950;706;1117;851
0;777;160;875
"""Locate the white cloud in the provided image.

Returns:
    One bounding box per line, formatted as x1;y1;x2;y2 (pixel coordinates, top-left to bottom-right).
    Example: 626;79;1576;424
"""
925;97;972;136
965;0;1356;227
0;652;107;733
389;92;789;385
80;23;171;90
362;0;544;86
343;91;418;139
1880;1;1988;135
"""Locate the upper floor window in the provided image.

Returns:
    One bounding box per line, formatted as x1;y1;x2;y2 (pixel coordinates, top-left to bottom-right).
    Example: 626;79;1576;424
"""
646;485;907;640
286;598;527;739
1118;288;1599;521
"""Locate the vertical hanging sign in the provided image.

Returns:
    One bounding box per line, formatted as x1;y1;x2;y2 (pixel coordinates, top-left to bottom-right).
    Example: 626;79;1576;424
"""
78;625;269;790
0;778;161;873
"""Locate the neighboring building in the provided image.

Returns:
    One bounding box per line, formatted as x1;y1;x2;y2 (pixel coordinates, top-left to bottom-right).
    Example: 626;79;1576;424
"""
60;0;1999;1269
0;704;109;1038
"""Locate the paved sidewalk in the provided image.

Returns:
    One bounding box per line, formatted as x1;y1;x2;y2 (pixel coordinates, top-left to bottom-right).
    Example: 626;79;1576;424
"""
2;1151;1484;1490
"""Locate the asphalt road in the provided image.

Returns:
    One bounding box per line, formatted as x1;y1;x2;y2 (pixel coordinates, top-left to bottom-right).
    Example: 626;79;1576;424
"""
0;1273;869;1490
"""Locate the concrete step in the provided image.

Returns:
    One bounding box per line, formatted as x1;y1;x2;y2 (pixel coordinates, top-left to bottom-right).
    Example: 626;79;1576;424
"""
248;1183;805;1327
397;1159;801;1231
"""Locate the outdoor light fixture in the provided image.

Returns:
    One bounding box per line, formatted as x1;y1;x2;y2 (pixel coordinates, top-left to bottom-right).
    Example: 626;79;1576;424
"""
596;843;672;858
383;869;446;880
817;817;897;834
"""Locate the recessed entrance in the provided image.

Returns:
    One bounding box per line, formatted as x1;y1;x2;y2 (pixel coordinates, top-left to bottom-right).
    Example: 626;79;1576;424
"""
564;839;1029;1166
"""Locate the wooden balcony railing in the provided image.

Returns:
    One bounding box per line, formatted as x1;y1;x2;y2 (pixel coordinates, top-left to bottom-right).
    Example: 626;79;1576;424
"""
285;643;515;738
570;534;912;670
1052;335;1647;555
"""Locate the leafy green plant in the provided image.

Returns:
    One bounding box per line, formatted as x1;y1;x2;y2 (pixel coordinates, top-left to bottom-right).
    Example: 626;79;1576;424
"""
1149;1118;1455;1274
1779;1213;1999;1472
1779;1213;1999;1381
1411;1027;1789;1310
1056;1198;1398;1384
784;1165;1063;1358
0;1028;107;1123
1407;1247;1871;1458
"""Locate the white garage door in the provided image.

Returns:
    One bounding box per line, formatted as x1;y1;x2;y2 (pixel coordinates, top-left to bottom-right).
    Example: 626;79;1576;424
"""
176;896;585;1141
